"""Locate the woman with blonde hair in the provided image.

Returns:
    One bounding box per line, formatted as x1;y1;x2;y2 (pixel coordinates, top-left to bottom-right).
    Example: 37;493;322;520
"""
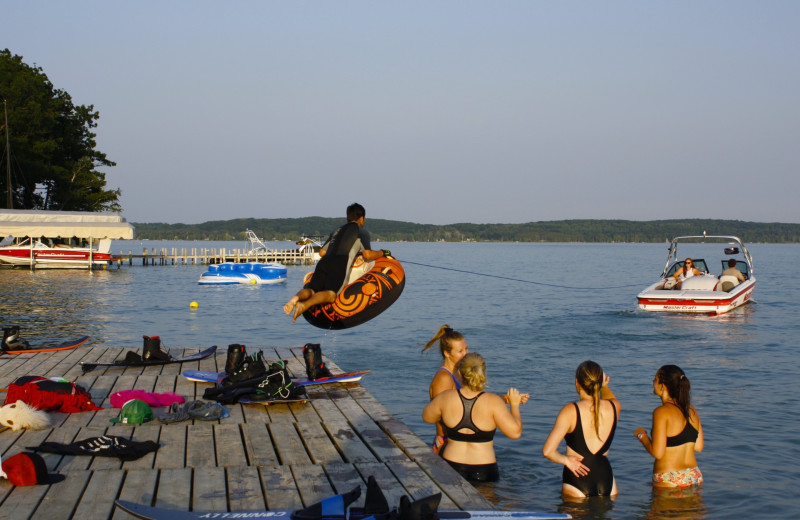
423;325;469;454
423;352;528;482
634;365;704;488
542;360;620;497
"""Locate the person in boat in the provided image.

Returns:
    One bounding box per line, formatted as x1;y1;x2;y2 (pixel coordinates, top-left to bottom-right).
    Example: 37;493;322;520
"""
671;258;702;289
634;365;704;488
542;360;620;498
423;352;527;482
423;325;470;455
721;258;746;284
283;203;387;321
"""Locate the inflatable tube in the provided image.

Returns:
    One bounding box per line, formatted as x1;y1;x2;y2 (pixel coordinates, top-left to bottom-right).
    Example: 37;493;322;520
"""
302;256;405;330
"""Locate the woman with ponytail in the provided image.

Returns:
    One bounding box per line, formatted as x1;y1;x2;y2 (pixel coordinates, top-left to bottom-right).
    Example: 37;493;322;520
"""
542;360;620;497
423;325;470;455
635;365;704;488
423;352;528;482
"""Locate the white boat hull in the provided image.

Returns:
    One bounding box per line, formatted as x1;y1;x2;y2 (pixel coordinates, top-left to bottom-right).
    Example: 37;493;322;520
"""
637;279;755;315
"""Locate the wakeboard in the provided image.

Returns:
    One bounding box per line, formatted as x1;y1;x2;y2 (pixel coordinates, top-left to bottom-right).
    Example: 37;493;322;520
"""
183;369;370;386
114;500;572;520
238;396;310;406
80;345;217;373
1;336;90;355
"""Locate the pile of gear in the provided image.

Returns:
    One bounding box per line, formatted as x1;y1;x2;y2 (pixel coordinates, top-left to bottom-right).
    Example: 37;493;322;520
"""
0;331;347;490
202;343;328;404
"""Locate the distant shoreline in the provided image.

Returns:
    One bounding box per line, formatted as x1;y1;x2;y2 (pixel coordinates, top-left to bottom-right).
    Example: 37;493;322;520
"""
130;218;800;244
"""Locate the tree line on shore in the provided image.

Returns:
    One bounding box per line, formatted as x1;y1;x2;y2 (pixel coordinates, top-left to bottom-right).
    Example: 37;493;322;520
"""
131;218;800;243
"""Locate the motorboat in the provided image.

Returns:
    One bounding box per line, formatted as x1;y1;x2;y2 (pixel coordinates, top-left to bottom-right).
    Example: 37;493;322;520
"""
198;262;288;285
0;236;120;268
295;235;325;262
637;235;756;315
0;209;133;269
244;229;322;263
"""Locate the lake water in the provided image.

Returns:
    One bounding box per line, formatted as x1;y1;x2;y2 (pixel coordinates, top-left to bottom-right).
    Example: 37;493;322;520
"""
1;240;797;520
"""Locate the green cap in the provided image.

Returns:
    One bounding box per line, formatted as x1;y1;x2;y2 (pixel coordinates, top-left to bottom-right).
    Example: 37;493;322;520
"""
110;399;153;424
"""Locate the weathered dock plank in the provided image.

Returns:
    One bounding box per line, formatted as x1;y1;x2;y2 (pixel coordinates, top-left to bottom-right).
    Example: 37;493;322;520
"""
192;465;227;510
0;346;501;518
241;422;280;467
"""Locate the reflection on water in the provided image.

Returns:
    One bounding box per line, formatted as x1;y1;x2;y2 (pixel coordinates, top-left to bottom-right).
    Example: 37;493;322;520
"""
0;269;124;344
644;486;707;520
558;496;616;520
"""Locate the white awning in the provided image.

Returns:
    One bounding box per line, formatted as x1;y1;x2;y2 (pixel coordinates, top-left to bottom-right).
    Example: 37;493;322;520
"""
0;209;135;239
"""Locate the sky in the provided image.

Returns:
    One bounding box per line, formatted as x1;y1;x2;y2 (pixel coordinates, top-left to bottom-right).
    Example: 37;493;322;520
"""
5;1;799;225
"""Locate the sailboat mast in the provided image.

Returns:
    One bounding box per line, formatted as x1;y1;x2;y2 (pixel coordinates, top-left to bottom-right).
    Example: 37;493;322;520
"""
3;99;11;209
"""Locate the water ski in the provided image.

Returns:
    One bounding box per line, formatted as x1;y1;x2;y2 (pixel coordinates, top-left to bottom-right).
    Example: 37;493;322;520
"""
81;344;217;373
1;327;89;355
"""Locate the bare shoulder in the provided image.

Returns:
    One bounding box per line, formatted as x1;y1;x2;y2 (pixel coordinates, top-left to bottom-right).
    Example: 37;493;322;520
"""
602;398;621;416
689;406;702;424
429;370;455;397
653;403;672;418
559;401;579;417
480;392;506;405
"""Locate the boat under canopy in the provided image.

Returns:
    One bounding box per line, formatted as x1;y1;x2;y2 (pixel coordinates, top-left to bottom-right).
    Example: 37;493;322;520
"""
0;209;134;269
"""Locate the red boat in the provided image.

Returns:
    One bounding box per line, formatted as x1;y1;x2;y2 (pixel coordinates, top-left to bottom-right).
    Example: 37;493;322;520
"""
0;209;134;269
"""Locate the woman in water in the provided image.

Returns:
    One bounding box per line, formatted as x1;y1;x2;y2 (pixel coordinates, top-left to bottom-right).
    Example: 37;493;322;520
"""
634;365;704;488
423;352;527;482
542;360;620;497
423;325;469;454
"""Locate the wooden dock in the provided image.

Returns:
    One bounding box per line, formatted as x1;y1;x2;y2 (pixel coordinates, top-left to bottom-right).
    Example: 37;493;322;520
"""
117;247;319;267
0;346;492;519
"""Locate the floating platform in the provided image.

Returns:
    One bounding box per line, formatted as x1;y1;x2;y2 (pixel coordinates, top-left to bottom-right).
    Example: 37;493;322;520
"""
0;345;492;518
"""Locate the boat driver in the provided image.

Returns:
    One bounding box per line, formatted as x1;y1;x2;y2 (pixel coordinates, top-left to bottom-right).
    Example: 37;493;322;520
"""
721;258;745;284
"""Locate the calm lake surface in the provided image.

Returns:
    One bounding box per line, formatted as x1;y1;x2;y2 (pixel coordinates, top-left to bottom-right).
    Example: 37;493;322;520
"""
2;240;797;520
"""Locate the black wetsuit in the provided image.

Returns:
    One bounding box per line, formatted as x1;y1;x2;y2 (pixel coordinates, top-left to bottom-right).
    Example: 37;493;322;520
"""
562;401;618;496
306;222;368;294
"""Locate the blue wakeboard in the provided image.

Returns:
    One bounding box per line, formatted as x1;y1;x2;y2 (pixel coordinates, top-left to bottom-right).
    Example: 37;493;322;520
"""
115;500;571;520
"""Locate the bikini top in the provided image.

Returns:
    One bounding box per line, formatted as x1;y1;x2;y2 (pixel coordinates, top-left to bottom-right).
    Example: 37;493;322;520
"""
564;401;617;457
443;391;495;443
438;367;462;391
666;419;699;447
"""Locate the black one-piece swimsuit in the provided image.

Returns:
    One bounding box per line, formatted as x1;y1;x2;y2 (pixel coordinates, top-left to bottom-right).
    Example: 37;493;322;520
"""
562;401;618;496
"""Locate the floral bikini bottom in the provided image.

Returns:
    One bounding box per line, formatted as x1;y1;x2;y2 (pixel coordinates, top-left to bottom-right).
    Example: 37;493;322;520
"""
653;466;704;487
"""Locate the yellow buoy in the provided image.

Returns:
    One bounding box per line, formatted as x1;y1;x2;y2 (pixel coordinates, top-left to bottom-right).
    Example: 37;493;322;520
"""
189;301;199;309
250;278;257;285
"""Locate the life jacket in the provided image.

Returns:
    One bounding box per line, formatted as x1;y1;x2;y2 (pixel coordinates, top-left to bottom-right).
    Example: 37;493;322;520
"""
4;376;102;413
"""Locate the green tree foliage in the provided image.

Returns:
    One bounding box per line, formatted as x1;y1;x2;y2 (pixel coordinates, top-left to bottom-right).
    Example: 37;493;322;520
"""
132;218;800;243
0;49;121;211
